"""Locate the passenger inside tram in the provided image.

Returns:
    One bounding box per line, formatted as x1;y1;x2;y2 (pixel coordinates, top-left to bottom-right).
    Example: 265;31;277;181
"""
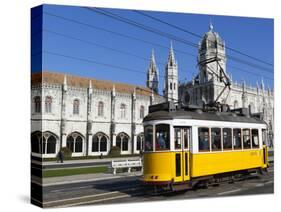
155;124;170;150
144;125;153;151
157;133;166;149
199;128;210;151
233;129;242;149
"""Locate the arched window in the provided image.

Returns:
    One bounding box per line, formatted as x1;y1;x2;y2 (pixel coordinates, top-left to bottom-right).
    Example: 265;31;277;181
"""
34;96;41;113
249;102;255;114
92;136;99;152
140;106;145;119
66;136;74;152
45;96;52;113
100;136;107;151
233;100;238;109
31;132;41;153
116;133;130;151
123;136;129;151
98;101;104;117
120;104;126;119
67;133;83;153
201;39;207;50
92;133;109;152
47;135;56;154
73;99;80;115
137;133;144;151
31;131;57;154
170;83;172;90
42;132;56;154
75;136;83;152
42;136;46;154
209;40;217;48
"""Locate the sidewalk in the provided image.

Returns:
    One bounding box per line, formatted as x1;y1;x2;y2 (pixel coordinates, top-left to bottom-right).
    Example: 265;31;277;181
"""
32;156;141;167
32;170;143;186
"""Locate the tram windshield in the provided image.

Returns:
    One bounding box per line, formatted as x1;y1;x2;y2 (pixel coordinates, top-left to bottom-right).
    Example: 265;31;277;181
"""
144;125;153;151
155;124;170;151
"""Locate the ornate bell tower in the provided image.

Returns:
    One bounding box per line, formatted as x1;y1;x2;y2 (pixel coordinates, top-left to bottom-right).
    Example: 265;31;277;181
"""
198;23;227;84
164;42;178;103
146;49;159;94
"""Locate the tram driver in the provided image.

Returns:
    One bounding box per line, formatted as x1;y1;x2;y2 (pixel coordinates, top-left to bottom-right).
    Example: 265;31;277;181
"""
157;132;166;149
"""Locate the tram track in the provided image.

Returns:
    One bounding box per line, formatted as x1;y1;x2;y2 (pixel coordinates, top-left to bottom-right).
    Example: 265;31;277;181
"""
43;186;146;208
39;165;273;207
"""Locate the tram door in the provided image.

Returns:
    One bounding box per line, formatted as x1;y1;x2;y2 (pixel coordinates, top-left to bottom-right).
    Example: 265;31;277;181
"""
174;127;191;182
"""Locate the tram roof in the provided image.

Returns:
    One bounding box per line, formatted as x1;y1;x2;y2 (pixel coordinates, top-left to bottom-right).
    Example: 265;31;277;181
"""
143;109;266;125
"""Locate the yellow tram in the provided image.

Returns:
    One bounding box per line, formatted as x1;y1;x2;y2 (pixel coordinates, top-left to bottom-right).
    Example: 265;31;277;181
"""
142;102;269;190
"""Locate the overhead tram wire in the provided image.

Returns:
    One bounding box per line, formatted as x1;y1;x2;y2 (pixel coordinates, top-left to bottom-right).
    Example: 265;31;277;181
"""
42;50;167;79
42;28;167;66
86;7;273;74
43;11;197;58
41;11;273;81
85;7;199;47
227;64;273;80
227;55;273;74
38;28;273;81
133;10;273;67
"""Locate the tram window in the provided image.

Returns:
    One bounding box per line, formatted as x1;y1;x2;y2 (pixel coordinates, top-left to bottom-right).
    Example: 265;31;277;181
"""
223;128;232;150
198;127;210;152
211;128;221;151
183;128;189;149
262;129;267;145
174;128;181;150
144;125;153;151
252;129;259;148
155;124;170;151
243;129;251;149
233;129;242;149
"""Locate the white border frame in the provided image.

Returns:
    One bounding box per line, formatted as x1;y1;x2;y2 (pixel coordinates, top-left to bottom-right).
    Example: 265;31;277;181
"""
1;1;279;212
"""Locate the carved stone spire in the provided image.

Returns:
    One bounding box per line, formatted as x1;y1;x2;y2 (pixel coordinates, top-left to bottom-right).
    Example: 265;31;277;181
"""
112;84;116;97
132;87;136;100
168;41;176;66
209;21;214;31
88;80;92;95
165;41;178;103
63;75;67;91
146;49;159;93
261;78;265;91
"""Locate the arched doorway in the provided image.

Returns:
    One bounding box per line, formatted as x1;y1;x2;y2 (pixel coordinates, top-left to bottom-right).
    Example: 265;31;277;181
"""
136;133;144;153
92;132;110;155
249;102;255;114
67;132;85;156
116;132;130;154
31;131;58;157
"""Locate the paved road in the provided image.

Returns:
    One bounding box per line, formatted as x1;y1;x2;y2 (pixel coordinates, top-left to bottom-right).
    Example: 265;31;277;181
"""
38;167;273;208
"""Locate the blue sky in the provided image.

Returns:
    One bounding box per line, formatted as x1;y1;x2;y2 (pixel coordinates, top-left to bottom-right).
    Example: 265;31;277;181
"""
31;4;274;93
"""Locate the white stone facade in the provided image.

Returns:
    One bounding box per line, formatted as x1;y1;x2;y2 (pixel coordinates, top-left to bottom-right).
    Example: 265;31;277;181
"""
31;72;163;158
